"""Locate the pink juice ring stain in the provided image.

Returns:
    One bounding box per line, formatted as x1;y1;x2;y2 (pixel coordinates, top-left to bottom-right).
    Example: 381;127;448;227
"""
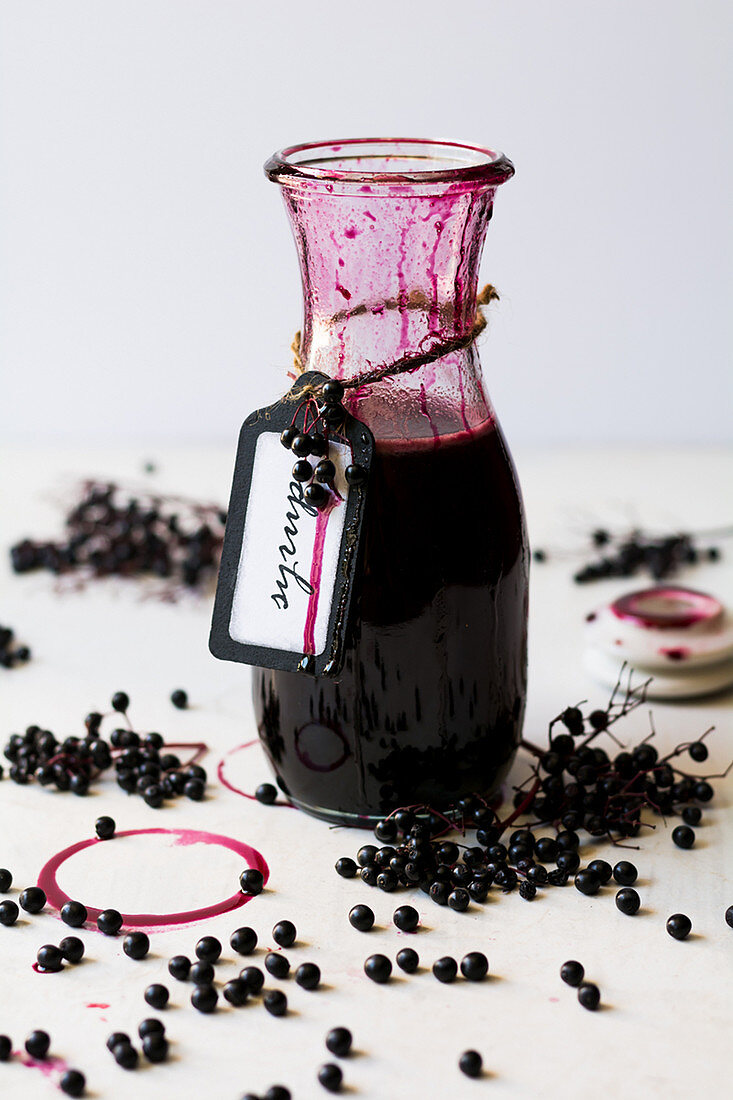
217;740;293;805
37;827;269;932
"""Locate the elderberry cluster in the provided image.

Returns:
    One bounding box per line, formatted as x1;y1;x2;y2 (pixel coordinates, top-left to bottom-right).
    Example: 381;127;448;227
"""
335;672;727;908
2;694;207;806
280;379;367;510
0;624;30;669
10;481;226;592
571;528;721;584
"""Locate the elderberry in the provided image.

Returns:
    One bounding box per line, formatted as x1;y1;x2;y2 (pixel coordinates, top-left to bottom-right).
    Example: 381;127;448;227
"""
142;1034;168;1063
191;984;218;1013
393;905;419;932
19;886;46;913
322;380;345;404
280;427;296;449
613;861;637;886
291;433;312;457
240;966;265;994
318;1063;343;1093
305;483;329;508
190;961;215;984
396;948;419;973
144;984;168;1009
560;960;584;987
265;953;290;980
263;989;288;1016
231;927;257;955
37;944;64;971
574;869;601;896
433;957;458;983
666;913;692;940
725;905;733;929
325;1027;352;1057
195;935;222;962
255;782;278;804
223;978;249;1006
273;920;297;947
97;909;123;936
25;1030;51;1059
344;464;367;486
168;955;191;980
459;1050;483;1078
682;806;702;826
364;954;392;983
460;952;488;981
672;825;695;849
170;689;188;709
0;869;11;892
292;459;313;483
95;816;116;840
59;937;84;963
519;880;537;900
689;741;708;762
112;1041;138;1069
578;982;601;1010
59;1069;86;1097
335;857;357;878
138;1019;164;1040
240;868;264;896
349;904;374;932
61;901;87;928
295;963;321;990
587;859;613;884
0;1036;10;1061
615;888;641;915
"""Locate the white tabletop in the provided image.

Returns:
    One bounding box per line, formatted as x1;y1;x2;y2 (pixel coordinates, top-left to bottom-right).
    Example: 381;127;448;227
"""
1;444;731;1100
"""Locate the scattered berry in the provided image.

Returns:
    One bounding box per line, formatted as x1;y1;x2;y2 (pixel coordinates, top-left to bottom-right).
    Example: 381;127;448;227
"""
144;984;169;1009
230;927;257;955
666;913;692;940
318;1063;343;1092
578;982;601;1010
95;816;116;840
170;689;188;709
272;920;296;948
348;904;374;932
396;947;419;973
615;888;641;915
560;960;584;987
459;1050;483;1078
364;954;391;983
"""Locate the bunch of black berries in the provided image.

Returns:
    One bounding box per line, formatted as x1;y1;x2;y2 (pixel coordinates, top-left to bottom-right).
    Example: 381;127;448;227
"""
2;693;207;806
9;480;226;593
0;624;31;669
280;379;367;511
572;528;722;584
335;667;728;909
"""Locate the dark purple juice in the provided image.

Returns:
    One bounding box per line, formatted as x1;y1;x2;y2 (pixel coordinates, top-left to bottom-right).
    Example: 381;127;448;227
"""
253;417;528;825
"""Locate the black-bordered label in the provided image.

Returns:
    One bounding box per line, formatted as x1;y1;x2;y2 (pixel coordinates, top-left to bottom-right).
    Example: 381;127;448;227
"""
209;372;373;677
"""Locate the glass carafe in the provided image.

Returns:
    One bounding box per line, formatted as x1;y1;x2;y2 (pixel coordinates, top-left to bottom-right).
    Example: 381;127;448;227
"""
255;139;528;825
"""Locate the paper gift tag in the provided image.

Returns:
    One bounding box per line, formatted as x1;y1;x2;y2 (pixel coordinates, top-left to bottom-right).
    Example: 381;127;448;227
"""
209;372;373;677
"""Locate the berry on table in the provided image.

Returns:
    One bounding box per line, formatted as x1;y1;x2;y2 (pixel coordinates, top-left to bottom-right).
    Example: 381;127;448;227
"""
295;962;321;990
123;931;149;960
396;948;419;973
612;861;638;886
255;783;278;805
97;909;123;936
318;1063;343;1092
37;945;64;972
578;982;601;1010
230;927;258;955
190;961;215;985
364;955;391;983
168;955;191;980
25;1030;51;1059
666;913;692;940
240;868;264;896
615;888;641;915
0;900;19;925
138;1019;164;1039
112;1041;138;1068
61;901;87;928
170;689;188;709
560;960;584;987
195;935;222;962
392;905;419;932
263;989;288;1016
144;984;169;1010
726;905;733;929
265;953;290;980
348;904;374;932
19;886;46;913
335;858;357;879
0;1036;10;1061
191;984;218;1013
325;1027;352;1057
672;825;695;849
59;937;85;964
0;869;13;892
59;1069;86;1096
460;952;488;981
432;957;458;984
142;1034;168;1063
459;1050;483;1078
587;859;613;884
240;966;265;994
272;920;297;947
95;816;116;840
574;869;601;896
223;978;249;1006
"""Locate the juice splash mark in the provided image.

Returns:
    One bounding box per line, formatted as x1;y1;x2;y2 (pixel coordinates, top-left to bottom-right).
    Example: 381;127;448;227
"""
31;963;57;974
303;494;340;655
396;212;411;352
86;1003;110;1009
217;739;293;806
37;828;268;932
16;1052;68;1080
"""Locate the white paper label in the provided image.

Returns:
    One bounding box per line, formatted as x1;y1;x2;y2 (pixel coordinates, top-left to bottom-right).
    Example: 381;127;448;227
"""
228;432;350;656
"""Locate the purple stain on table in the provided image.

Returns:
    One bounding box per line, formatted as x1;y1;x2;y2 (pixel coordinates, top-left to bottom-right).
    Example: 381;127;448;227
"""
37;827;269;931
660;647;689;661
